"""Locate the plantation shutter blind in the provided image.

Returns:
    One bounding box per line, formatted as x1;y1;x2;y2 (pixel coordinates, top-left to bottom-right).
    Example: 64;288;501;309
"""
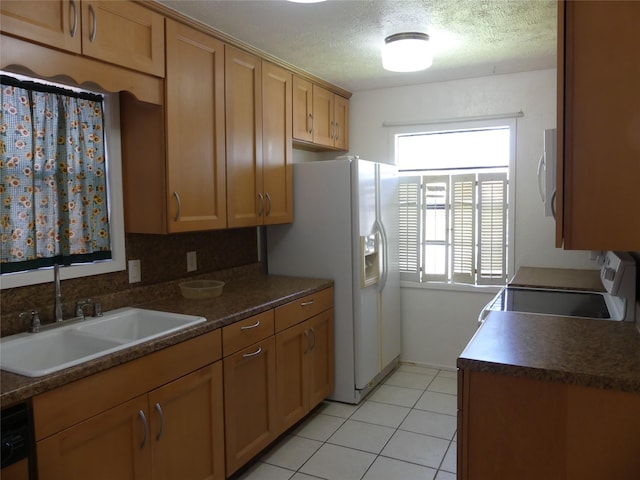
451;174;476;284
422;176;449;282
477;172;508;285
398;177;421;281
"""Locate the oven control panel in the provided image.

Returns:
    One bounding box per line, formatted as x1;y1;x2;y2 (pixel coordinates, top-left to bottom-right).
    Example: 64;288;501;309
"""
600;251;634;296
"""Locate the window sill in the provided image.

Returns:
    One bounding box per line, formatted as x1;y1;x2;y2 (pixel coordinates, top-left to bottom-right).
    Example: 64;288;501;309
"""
400;280;502;294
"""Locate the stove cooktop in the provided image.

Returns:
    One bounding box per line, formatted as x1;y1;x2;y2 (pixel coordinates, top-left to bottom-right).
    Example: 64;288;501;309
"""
495;287;611;319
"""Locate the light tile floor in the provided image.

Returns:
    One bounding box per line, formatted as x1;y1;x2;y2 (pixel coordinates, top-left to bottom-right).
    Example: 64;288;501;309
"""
232;364;457;480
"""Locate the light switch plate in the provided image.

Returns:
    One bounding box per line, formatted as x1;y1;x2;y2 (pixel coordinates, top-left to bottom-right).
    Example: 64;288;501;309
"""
128;259;141;283
187;251;197;272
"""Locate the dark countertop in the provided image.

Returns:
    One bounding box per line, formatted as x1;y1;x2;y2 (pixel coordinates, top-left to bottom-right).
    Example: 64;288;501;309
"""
458;310;640;393
457;267;640;393
1;274;333;408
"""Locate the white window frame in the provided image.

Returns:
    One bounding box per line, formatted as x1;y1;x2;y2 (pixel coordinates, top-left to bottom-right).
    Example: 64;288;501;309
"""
1;85;126;289
391;117;516;290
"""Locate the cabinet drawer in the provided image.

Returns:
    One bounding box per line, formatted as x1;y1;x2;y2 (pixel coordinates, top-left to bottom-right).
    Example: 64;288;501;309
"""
275;287;333;333
222;310;274;357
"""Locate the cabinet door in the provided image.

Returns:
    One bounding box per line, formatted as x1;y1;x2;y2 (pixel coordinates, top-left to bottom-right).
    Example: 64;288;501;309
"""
165;19;227;232
292;76;313;142
307;309;335;408
558;0;640;250
312;85;335;147
262;62;293;225
223;337;277;477
275;321;310;431
333;95;349;151
150;363;225;480
459;370;565;480
37;395;151;480
0;0;81;53
225;45;263;228
81;0;164;77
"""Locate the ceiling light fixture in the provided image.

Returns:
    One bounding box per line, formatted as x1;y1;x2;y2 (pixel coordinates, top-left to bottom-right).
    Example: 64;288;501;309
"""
287;0;326;3
382;32;433;72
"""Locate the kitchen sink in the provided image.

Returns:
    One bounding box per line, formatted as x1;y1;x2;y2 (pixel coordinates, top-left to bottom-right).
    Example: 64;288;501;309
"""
74;308;207;342
0;308;206;377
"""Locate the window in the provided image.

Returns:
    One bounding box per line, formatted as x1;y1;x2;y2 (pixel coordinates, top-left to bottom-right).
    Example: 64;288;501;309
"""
0;72;125;289
395;119;514;286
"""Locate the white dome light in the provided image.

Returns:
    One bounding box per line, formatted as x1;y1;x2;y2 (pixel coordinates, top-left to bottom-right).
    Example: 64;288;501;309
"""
382;32;433;72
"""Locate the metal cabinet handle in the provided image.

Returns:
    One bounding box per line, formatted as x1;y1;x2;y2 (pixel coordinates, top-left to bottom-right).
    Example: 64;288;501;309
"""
330;121;335;140
303;330;310;354
138;410;148;449
89;4;97;43
257;193;264;216
154;403;164;441
69;0;78;38
240;320;260;330
308;113;313;134
335;122;340;141
310;327;316;351
300;300;315;307
265;192;272;216
173;191;181;222
242;346;263;358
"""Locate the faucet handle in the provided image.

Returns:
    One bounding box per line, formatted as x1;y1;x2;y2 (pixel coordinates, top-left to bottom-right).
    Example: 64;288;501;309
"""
19;311;41;333
75;299;93;319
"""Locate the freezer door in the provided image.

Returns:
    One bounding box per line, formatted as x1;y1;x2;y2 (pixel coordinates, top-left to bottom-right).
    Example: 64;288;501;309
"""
353;159;379;389
377;162;401;370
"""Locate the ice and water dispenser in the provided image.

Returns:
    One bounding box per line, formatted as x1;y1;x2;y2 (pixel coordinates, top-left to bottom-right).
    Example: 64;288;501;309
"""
360;233;380;287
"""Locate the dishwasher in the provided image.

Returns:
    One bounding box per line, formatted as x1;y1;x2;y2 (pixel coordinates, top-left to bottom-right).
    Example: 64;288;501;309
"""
1;403;34;480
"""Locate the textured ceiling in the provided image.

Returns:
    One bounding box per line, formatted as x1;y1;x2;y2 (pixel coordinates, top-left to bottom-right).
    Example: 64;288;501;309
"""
158;0;557;92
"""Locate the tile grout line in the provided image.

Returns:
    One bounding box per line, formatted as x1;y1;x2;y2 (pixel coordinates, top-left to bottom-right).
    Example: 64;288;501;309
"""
245;366;457;480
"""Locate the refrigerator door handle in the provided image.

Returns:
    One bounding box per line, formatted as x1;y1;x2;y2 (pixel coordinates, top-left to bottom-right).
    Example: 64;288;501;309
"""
375;218;389;291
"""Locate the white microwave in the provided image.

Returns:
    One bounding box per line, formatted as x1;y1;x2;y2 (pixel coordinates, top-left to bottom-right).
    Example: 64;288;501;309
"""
537;128;556;217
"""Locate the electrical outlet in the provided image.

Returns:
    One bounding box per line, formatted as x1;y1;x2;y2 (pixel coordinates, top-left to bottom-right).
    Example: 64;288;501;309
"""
128;259;141;283
187;251;197;272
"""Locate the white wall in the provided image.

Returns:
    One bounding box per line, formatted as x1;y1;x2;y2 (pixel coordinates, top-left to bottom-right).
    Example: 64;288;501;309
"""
348;69;598;368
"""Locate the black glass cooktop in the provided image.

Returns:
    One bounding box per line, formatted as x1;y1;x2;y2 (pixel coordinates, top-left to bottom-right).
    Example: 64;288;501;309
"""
493;287;611;319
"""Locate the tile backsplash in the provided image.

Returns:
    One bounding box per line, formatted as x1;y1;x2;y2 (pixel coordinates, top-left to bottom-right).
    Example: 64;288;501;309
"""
1;228;258;336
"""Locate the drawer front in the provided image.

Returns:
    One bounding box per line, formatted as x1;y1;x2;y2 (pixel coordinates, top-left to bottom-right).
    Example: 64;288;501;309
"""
222;310;274;357
275;287;333;333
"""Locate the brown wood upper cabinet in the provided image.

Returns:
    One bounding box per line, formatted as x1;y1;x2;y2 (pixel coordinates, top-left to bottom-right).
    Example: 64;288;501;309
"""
121;19;227;233
556;0;640;250
0;0;164;77
293;76;349;151
226;49;293;227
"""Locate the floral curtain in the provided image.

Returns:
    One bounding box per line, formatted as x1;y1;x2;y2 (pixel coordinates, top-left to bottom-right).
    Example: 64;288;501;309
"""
0;75;111;273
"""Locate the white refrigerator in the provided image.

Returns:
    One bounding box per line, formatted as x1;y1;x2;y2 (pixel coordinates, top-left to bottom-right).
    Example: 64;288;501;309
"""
267;157;401;404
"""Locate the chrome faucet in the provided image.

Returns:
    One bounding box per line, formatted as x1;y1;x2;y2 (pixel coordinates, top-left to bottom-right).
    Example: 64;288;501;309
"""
75;299;102;319
54;264;63;322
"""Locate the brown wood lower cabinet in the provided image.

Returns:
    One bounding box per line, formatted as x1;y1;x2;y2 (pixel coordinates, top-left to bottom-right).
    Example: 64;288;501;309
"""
276;308;334;431
31;288;334;480
223;336;278;477
33;330;224;480
223;287;334;478
458;369;640;480
37;363;225;480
